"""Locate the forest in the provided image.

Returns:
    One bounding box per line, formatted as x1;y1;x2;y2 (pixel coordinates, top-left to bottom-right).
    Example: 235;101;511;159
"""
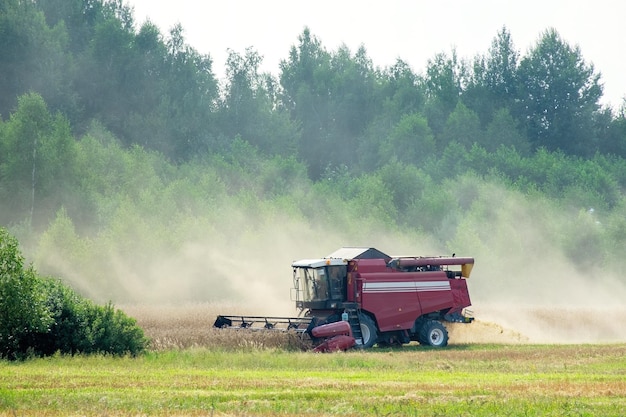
1;0;625;310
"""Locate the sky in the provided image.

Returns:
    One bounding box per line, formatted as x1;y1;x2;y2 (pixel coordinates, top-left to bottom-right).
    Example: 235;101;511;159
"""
128;0;625;110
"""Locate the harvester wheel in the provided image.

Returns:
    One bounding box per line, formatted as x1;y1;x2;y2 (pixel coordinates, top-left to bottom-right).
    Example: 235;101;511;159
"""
418;320;449;347
358;313;379;348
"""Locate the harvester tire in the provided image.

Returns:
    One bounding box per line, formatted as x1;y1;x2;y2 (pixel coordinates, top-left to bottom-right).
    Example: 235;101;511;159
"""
358;313;379;348
418;320;449;347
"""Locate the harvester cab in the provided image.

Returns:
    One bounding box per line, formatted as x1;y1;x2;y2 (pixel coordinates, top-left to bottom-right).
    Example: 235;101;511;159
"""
292;257;348;311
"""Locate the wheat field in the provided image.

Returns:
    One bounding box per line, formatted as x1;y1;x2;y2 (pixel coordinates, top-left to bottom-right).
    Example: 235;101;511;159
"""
122;303;626;350
122;303;312;351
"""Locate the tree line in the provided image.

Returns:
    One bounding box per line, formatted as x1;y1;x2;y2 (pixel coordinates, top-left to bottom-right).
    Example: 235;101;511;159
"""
2;1;625;176
0;0;625;306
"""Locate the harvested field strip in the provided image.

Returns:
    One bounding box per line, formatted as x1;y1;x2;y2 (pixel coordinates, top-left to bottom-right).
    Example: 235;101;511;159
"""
1;344;625;416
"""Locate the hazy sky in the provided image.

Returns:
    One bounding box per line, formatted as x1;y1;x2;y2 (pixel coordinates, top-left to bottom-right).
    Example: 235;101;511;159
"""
129;0;625;110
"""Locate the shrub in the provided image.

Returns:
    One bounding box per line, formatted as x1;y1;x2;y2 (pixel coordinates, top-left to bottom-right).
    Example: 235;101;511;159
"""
33;278;92;355
88;302;147;356
0;229;52;360
35;280;148;356
0;227;148;359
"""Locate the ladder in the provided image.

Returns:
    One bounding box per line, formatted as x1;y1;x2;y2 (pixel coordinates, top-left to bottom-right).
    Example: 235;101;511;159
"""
346;309;363;345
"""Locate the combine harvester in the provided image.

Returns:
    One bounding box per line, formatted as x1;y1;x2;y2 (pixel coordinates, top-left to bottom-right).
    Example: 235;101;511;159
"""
214;247;474;352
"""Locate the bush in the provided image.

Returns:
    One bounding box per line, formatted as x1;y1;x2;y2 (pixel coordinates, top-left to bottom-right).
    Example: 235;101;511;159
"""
88;302;147;356
36;279;148;356
0;229;52;360
0;227;148;360
34;278;92;356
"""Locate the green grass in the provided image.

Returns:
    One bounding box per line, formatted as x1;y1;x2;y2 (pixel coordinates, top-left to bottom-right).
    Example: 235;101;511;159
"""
1;344;625;416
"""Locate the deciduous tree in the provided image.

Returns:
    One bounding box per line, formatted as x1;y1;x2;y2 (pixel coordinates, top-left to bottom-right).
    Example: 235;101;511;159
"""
517;28;603;155
465;26;519;128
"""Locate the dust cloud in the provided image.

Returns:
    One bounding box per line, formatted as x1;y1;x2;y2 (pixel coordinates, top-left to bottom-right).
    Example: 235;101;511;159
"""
41;204;441;316
448;183;626;344
37;181;626;345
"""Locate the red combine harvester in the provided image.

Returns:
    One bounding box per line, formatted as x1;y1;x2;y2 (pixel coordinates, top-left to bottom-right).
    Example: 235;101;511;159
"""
214;247;474;351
